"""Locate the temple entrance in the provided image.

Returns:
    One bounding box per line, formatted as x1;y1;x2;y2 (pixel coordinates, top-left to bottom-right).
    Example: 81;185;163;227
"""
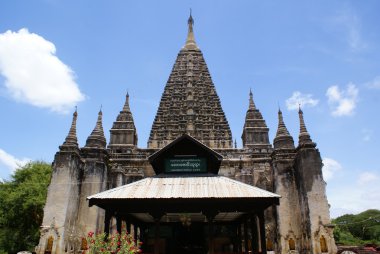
144;221;238;254
88;134;280;254
170;222;206;254
143;221;207;254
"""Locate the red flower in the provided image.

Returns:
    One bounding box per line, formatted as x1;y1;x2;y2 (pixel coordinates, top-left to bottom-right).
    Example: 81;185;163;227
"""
88;231;94;237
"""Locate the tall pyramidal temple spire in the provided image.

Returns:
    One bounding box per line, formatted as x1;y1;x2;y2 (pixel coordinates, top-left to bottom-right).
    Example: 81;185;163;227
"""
273;109;294;149
148;14;232;149
60;109;79;149
183;10;199;50
298;106;315;147
109;92;138;152
85;110;106;149
241;90;270;149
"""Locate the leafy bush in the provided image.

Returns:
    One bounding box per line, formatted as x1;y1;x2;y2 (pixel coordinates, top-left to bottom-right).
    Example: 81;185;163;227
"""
85;231;142;254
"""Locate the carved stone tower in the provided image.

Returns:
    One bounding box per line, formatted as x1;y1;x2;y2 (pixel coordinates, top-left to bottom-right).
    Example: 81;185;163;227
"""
37;110;83;254
147;14;232;149
294;107;337;254
272;109;302;253
77;110;108;238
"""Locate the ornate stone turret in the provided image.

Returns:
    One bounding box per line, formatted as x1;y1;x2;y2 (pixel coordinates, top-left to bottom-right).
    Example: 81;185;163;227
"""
109;93;138;153
38;109;83;254
298;107;315;148
85;110;106;149
60;109;79;151
272;109;300;253
241;90;270;149
294;106;337;253
78;110;108;238
148;14;232;149
274;109;294;150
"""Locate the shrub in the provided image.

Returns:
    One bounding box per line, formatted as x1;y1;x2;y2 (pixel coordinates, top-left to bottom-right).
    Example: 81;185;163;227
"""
84;231;142;254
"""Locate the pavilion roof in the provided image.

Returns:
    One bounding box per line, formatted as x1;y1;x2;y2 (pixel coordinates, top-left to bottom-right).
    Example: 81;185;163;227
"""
88;175;280;201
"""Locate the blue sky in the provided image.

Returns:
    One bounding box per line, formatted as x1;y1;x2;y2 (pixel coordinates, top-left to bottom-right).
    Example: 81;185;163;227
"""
0;1;379;218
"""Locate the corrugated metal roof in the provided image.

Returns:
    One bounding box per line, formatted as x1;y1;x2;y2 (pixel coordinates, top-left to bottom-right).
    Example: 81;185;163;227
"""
87;176;280;200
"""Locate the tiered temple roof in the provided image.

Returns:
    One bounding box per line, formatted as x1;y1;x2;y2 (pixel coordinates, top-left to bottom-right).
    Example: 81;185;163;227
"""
108;93;138;152
241;90;270;149
273;109;295;150
298;107;315;148
147;14;232;149
59;109;79;152
85;110;106;149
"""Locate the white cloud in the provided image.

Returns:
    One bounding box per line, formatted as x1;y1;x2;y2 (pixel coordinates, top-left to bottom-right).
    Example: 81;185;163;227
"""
366;76;380;89
332;8;367;51
322;158;342;181
358;171;379;185
0;28;85;113
361;129;372;142
285;91;319;110
0;148;30;174
326;83;358;116
328;171;380;218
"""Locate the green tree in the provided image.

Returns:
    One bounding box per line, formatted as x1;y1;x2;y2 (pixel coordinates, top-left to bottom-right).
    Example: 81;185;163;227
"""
333;209;380;246
0;161;52;254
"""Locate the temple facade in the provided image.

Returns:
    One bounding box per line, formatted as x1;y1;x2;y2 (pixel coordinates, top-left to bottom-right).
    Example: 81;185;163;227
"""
37;14;337;254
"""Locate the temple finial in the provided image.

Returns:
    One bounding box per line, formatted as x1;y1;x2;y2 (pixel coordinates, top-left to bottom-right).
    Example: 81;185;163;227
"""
249;89;256;110
274;109;295;149
298;106;307;134
298;106;314;146
184;10;198;50
61;109;79;148
123;92;131;112
276;109;291;138
85;110;106;148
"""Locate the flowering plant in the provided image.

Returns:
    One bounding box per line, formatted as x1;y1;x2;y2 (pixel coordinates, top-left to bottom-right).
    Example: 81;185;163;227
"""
84;231;142;254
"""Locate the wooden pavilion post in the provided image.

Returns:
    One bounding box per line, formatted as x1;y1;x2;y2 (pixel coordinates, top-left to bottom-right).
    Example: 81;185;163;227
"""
104;210;112;238
151;213;163;254
205;212;217;254
237;223;242;253
134;225;138;242
258;210;267;254
251;213;259;253
154;219;160;254
243;217;249;254
116;215;122;233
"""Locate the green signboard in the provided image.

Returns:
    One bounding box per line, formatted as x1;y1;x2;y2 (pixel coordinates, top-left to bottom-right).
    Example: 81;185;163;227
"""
165;157;207;173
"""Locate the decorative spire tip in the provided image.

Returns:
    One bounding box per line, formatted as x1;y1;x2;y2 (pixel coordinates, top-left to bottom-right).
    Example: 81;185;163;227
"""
184;10;198;50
